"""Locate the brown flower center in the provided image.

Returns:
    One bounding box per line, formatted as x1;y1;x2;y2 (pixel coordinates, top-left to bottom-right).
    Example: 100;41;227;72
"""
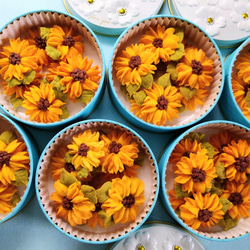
108;141;122;154
129;55;141;69
182;151;195;158
153;38;163;48
78;143;89;156
9;52;21;65
235;156;250;172
198;209;212;222
192;168;206;183
191;59;203;75
63;35;75;47
62;196;73;210
35;36;46;49
0;151;11;168
228;192;243;205
71;68;87;83
95;202;102;212
156;60;167;72
37;98;50;111
156;95;168;110
64;162;75;173
122;194;135;208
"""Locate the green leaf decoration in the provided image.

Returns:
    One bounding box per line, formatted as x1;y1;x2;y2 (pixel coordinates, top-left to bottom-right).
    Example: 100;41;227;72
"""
178;104;186;113
141;74;153;89
60;169;78;186
120;85;128;96
40;78;50;85
59;106;69;120
98;210;115;228
133;90;147;105
11;194;20;207
10;95;23;109
134;149;145;167
0;130;17;144
167;62;178;81
96;181;112;203
170;43;185;61
50;75;65;91
201;142;215;159
81;185;97;204
126;83;141;97
76;167;89;179
40;27;50;40
209;183;223;196
245;89;250;106
6;77;22;87
46;45;61;60
174;27;184;43
22;70;36;85
13;169;29;186
64;152;73;163
180;86;197;100
77;90;94;104
219;198;232;213
218;214;238;231
215;161;227;179
183;132;205;142
156;73;171;88
174;184;189;199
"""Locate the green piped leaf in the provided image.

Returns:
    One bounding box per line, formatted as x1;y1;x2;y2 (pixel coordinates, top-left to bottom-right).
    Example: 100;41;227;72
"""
156;73;171;88
215;161;227;179
180;86;197;100
46;45;61;60
77;90;94;104
174;27;184;43
13;169;29;186
50;75;65;91
10;95;23;109
59;106;69;120
167;62;178;81
183;132;205;142
0;130;17;144
218;214;238;231
141;73;153;89
126;83;140;97
174;184;189;199
11;194;20;207
209;183;223;196
6;78;22;87
170;43;185;61
40;27;50;40
178;104;186;113
22;70;36;85
96;181;112;203
60;169;78;186
98;210;115;228
133;90;146;105
201;142;215;159
76;167;89;179
81;185;97;204
220;198;232;213
64;152;73;163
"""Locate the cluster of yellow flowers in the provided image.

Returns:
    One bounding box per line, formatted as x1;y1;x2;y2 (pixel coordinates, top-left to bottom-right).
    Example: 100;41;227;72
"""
49;129;145;228
0;25;101;123
231;51;250;120
114;24;214;126
0;129;30;215
168;131;250;231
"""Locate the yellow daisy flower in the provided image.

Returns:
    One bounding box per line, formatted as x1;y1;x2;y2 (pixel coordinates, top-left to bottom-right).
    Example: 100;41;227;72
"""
49;180;95;226
101;176;145;224
139;24;180;64
114;43;157;86
87;202;105;229
0;183;17;214
100;131;139;174
174;151;217;193
22;82;65;123
180;192;225;230
235;51;250;83
0;38;38;80
220;181;250;220
140;83;182;125
176;46;214;89
220;139;250;183
0;139;30;186
67;130;105;172
168;188;186;210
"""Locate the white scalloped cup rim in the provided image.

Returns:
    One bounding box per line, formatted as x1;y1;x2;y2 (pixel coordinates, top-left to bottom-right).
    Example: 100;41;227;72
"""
159;120;250;241
0;10;105;129
108;15;224;133
0;113;39;224
35;119;159;244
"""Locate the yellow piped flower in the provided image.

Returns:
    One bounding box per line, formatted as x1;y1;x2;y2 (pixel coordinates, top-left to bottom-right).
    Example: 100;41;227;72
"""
0;183;17;214
101;176;145;224
22;82;65;123
235;51;250;83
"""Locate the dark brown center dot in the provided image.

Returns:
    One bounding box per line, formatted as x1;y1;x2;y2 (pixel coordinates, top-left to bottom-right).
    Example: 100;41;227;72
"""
95;202;102;213
192;168;206;183
0;151;11;168
64;162;75;173
122;194;135;208
229;192;243;205
37;98;50;111
35;36;46;49
191;59;203;75
9;52;21;65
62;35;75;47
235;156;250;172
156;95;168;110
62;196;73;210
70;68;87;83
129;55;141;69
198;209;212;222
108;141;122;154
78;143;89;156
153;38;163;48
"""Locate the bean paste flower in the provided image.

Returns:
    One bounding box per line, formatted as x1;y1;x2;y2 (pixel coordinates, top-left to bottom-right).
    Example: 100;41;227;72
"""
0;182;17;214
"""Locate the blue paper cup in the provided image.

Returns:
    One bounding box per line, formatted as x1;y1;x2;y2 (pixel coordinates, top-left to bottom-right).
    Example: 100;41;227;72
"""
0;11;105;129
220;37;250;128
0;113;39;224
35;119;159;244
108;15;224;133
159;120;250;241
